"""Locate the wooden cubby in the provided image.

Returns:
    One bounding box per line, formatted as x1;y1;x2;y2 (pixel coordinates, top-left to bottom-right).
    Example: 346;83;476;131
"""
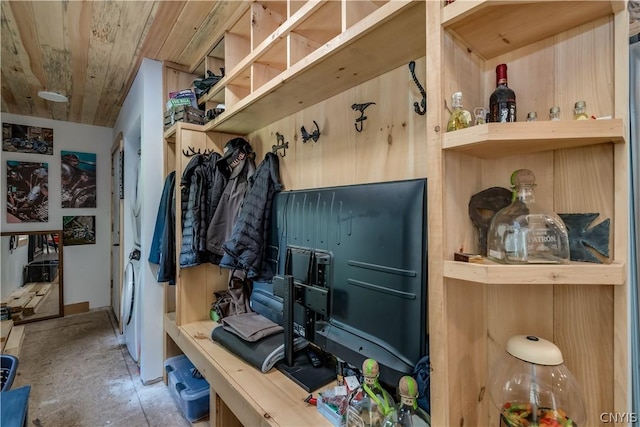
163;1;631;426
427;1;629;426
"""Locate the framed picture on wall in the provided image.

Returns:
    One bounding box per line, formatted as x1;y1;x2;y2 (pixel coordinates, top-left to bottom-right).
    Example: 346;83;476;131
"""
2;122;54;155
61;150;97;208
62;215;96;246
6;161;49;223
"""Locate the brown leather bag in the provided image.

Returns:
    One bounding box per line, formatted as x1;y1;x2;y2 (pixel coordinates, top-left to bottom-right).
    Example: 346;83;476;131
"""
213;270;253;319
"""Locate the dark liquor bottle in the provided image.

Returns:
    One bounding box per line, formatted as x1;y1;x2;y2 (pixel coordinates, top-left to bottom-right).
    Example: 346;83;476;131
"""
488;64;516;123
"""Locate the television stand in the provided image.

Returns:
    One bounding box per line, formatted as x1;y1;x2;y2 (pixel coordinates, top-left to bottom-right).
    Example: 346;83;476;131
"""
275;275;335;392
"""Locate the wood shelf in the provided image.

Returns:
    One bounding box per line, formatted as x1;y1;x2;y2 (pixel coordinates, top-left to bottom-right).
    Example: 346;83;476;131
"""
204;0;425;134
442;119;625;158
162;121;205;142
443;259;625;285
442;0;623;60
163;313;333;427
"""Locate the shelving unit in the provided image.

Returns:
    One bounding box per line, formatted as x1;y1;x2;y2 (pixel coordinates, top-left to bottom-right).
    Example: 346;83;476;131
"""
428;1;629;426
162;1;631;426
199;0;424;134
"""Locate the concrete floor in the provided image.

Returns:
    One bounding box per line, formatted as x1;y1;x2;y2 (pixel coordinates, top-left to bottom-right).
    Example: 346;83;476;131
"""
11;308;209;427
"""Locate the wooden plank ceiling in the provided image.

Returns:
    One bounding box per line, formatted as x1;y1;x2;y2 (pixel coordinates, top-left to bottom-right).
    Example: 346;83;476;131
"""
1;1;242;128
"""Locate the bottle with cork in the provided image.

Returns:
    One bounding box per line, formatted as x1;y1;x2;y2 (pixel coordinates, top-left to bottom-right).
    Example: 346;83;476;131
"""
346;359;395;427
382;376;431;426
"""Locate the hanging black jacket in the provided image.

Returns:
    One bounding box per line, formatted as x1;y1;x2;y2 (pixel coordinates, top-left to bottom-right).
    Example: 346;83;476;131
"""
180;152;227;267
179;154;205;267
149;170;175;283
220;152;282;278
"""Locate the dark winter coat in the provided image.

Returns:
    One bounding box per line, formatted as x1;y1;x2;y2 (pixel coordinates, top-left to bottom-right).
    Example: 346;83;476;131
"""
206;158;255;258
179;154;204;267
149;171;176;283
201;153;225;263
220;152;282;278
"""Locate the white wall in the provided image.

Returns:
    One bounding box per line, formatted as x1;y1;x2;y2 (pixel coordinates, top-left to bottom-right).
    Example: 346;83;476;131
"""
0;237;28;298
112;58;165;384
1;113;112;308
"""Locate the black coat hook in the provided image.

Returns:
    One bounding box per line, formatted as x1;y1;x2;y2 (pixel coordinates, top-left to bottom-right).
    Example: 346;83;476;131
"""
272;132;288;157
182;146;202;157
301;121;321;143
351;102;375;132
409;61;427;115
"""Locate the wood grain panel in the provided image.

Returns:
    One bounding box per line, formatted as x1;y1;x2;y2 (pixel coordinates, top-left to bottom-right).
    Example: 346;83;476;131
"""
179;2;250;73
157;1;214;62
445;279;486;427
555;284;614;427
66;1;92;123
1;2;43;117
35;0;71;122
247;59;426;191
95;1;155;127
82;0;122;125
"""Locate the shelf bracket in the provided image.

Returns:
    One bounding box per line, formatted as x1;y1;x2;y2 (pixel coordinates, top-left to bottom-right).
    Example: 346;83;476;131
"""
351;102;376;132
409;61;427;116
301;121;321;143
272;132;289;157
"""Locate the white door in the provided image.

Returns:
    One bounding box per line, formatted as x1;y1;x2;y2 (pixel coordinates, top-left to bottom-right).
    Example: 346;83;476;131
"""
110;137;124;333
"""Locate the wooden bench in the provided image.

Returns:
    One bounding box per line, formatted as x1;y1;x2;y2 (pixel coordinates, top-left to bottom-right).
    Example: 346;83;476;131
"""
164;313;333;427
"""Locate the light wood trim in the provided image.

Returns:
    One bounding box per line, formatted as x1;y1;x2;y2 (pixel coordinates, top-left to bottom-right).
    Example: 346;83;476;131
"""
613;6;630;422
63;302;90;316
425;1;447;425
442;119;626;158
443;260;626;285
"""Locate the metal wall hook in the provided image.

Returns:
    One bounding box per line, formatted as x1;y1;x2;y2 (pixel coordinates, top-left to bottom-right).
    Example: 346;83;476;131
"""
182;146;215;157
409;61;427;115
351;102;375;132
301;121;321;143
272;132;289;157
182;146;201;157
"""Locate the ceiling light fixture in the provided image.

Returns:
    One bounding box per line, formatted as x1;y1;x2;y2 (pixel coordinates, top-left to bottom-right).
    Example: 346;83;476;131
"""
38;90;68;103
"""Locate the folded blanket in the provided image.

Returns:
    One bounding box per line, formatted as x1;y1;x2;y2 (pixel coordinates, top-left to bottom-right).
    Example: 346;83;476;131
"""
221;312;283;342
211;326;308;373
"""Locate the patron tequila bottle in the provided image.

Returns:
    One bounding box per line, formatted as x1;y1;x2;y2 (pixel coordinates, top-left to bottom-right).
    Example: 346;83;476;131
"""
487;169;570;264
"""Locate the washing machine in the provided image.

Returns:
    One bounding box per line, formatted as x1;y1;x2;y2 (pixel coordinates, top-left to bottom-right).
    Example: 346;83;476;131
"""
122;150;142;362
122;251;140;362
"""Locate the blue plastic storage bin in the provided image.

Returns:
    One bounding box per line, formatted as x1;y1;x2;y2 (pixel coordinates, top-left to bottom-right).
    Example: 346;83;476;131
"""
1;354;19;392
164;355;210;422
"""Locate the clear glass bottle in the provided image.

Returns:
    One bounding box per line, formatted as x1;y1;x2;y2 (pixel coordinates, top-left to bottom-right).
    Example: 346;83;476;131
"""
382;376;431;427
489;335;586;427
573;101;589;120
473;107;488;126
346;359;395;427
549;106;561;121
526;112;537;122
486;169;570;264
446;92;472;132
488;64;516;123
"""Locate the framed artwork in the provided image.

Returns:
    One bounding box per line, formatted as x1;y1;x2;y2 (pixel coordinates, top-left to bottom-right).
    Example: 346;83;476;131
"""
2;123;54;155
61;150;97;208
6;161;49;223
62;215;96;246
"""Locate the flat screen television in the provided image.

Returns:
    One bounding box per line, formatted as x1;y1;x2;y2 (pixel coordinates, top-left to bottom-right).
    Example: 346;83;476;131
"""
251;178;428;387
